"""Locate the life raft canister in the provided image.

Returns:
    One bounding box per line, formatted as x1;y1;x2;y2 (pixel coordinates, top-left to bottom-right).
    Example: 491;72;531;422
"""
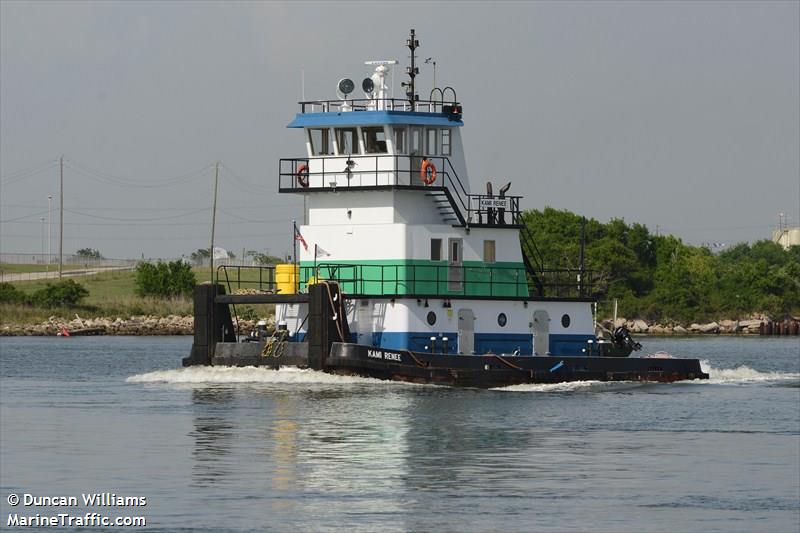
421;159;437;185
296;164;309;188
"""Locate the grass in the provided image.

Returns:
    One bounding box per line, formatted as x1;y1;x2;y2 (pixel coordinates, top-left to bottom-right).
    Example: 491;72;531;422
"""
1;267;276;326
2;270;190;324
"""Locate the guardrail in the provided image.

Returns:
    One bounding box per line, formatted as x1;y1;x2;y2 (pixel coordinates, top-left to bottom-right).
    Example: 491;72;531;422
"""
216;264;593;299
298;98;460;115
278;155;522;227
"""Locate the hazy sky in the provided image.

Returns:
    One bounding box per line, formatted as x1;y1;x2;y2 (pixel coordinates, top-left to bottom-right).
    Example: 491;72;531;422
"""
1;0;798;259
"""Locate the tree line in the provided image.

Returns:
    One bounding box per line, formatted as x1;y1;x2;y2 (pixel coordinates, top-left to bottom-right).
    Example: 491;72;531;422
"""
522;207;800;322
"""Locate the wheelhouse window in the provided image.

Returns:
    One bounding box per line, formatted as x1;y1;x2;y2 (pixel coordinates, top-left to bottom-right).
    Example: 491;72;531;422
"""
362;126;387;154
410;127;423;155
426;128;438;155
308;128;332;156
483;240;496;263
335;128;358;155
441;129;452;156
393;127;406;154
430;238;442;261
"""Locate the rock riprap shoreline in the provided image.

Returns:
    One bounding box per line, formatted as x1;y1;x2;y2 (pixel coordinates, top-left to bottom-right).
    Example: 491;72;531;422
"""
0;314;782;336
599;317;771;335
0;315;272;336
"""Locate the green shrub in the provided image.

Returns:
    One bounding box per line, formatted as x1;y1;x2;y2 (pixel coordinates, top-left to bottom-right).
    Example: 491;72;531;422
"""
31;279;89;307
237;306;259;321
0;282;27;304
135;260;196;298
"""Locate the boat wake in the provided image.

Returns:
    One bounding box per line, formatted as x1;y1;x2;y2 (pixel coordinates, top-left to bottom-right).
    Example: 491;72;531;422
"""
493;381;645;393
126;366;400;386
126;361;798;390
493;361;799;392
699;360;800;385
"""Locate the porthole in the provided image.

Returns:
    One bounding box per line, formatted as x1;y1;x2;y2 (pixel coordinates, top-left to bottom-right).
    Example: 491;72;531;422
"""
427;311;437;326
561;314;571;328
497;313;507;327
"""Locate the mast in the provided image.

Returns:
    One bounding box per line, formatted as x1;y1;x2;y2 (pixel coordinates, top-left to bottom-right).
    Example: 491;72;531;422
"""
403;29;419;107
209;162;219;283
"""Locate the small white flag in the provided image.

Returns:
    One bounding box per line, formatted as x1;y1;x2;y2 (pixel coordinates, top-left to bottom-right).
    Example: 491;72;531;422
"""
212;247;230;260
315;244;331;257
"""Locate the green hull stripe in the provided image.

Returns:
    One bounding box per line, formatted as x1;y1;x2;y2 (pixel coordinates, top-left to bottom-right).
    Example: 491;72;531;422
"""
298;259;529;298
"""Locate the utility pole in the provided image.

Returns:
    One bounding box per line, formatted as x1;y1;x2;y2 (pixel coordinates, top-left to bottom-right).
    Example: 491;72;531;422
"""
209;162;219;283
40;217;45;264
578;217;586;298
59;156;63;278
47;194;52;272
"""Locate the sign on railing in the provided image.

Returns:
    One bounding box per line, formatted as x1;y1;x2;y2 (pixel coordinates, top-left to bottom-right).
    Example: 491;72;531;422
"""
478;198;511;210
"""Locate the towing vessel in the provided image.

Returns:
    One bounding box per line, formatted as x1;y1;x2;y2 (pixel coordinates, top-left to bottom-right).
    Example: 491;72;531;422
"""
183;30;708;387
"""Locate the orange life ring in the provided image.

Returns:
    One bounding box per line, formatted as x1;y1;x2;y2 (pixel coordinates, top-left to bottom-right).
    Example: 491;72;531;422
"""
421;159;437;185
296;164;309;188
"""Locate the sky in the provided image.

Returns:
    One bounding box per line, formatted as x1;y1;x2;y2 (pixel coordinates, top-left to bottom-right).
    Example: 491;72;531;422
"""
1;0;798;259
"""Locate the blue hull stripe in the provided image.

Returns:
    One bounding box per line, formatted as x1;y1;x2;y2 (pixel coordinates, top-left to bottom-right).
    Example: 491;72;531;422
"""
293;331;594;356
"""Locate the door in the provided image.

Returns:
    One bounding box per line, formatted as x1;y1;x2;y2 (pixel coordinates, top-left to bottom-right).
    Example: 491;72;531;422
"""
448;238;463;292
458;308;475;355
532;309;550;355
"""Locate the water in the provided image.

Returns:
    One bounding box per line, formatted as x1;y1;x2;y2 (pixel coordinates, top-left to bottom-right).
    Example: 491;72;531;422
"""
1;336;798;532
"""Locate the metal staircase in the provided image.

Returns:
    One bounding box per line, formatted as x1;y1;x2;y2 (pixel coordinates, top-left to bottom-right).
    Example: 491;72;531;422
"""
519;225;545;297
425;187;464;225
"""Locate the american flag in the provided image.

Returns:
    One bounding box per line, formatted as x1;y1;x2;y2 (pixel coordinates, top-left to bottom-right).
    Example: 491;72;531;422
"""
294;224;308;251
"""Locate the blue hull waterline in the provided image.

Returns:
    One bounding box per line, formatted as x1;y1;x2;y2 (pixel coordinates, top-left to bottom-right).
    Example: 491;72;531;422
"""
183;30;708;386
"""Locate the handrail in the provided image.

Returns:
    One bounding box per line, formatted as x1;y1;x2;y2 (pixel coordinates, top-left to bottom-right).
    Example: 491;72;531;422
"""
519;225;545;296
278;155;522;227
215;263;592;299
305;262;530;297
298;97;460;114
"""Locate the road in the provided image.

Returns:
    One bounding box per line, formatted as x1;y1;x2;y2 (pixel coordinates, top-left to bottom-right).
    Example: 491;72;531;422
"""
0;266;135;283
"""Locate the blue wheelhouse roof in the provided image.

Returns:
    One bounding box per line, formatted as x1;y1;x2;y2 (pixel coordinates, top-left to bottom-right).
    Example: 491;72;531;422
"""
288;110;463;128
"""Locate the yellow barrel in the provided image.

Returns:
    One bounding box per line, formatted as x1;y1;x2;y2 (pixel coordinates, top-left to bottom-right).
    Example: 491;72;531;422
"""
275;264;298;294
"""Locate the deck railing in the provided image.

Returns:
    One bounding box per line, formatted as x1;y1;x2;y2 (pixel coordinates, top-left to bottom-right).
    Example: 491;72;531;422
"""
216;264;593;299
298;98;460;115
278;155;522;227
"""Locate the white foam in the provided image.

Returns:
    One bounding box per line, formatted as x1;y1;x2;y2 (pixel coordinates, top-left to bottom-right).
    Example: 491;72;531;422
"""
699;360;800;384
127;362;799;389
493;361;800;391
493;380;644;393
126;366;399;386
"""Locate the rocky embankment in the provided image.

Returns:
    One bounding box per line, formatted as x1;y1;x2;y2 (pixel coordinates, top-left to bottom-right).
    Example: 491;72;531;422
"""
0;315;272;336
599;317;769;335
0;314;783;337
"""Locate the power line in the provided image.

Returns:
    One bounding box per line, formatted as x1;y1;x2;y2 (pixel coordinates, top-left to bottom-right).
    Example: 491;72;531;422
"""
659;224;776;231
0;160;58;185
219;162;273;193
1;202;301;210
63;158;214;188
3;215;295;227
1;229;293;241
63;207;209;222
0;210;51;223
